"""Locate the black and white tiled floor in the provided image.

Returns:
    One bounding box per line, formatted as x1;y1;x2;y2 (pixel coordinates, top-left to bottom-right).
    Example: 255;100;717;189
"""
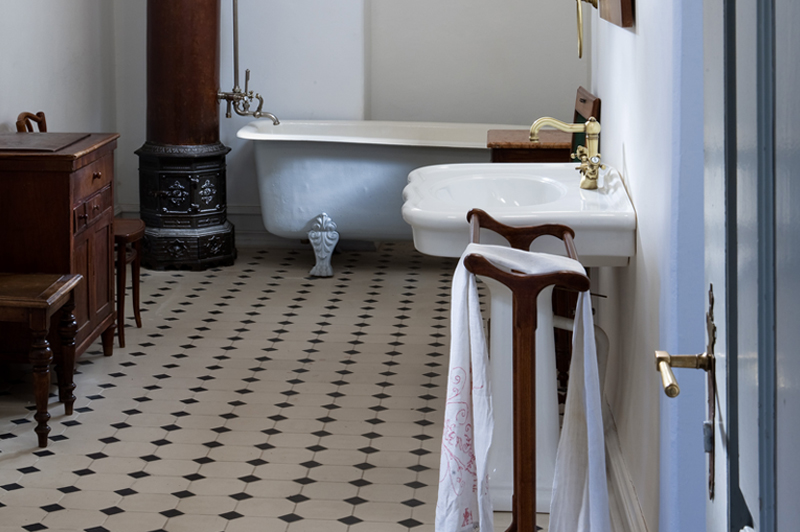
0;244;546;532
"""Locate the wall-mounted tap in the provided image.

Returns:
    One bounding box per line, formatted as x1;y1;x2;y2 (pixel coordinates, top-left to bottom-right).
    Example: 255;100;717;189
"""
217;0;279;125
529;116;603;189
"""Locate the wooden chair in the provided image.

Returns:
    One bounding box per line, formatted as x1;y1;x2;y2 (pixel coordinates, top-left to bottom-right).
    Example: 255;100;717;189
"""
114;218;146;348
16;111;47;132
570;86;602;155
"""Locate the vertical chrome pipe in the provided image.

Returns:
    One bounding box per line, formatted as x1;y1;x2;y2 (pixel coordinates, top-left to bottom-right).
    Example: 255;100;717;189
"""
232;0;240;91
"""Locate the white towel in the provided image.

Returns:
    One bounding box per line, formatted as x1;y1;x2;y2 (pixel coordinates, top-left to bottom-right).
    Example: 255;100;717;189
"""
436;244;494;532
437;243;609;532
549;282;611;532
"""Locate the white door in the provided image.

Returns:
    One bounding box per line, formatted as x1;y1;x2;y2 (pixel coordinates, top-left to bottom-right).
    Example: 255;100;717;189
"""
702;0;800;530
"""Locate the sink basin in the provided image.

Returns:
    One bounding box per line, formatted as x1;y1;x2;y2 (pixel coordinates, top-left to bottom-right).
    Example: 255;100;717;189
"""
402;162;636;267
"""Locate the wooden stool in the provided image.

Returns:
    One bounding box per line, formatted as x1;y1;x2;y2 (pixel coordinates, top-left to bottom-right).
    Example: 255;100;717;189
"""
114;218;145;348
0;273;82;447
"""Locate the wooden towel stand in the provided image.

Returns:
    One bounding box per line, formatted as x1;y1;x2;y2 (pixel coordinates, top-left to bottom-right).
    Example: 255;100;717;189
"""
463;209;590;532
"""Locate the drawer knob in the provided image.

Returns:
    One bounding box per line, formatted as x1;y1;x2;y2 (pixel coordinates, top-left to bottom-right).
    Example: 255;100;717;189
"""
78;214;88;220
93;171;102;180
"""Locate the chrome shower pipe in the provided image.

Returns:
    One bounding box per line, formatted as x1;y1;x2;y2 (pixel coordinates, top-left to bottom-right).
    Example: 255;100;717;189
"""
217;0;279;123
232;0;240;92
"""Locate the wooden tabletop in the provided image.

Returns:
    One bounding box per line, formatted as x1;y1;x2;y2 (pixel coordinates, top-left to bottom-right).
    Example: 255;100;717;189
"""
487;129;572;149
0;273;83;309
0;133;119;173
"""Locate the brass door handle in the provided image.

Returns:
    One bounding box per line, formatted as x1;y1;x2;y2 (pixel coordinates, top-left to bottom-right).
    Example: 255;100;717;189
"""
654;350;714;398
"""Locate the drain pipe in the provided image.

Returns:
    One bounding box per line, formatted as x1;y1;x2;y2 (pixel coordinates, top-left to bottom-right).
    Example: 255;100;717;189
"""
553;315;610;399
217;0;280;123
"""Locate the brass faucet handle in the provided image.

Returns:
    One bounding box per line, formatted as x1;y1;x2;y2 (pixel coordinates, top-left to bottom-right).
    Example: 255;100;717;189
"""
571;145;589;162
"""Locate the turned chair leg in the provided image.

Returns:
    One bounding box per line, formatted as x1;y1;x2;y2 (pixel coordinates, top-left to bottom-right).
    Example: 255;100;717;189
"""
116;241;127;348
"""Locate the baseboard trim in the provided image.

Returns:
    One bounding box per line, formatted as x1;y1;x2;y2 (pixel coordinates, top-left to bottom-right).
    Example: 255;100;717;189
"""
604;401;649;532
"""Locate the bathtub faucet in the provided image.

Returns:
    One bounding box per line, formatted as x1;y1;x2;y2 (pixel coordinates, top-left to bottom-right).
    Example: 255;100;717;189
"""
529;116;602;189
217;0;279;125
218;69;280;125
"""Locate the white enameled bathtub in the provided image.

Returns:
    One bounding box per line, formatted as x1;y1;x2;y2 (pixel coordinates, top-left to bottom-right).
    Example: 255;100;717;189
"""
237;119;527;275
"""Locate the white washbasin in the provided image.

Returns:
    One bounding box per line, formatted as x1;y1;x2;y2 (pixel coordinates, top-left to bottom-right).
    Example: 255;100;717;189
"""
402;162;636;266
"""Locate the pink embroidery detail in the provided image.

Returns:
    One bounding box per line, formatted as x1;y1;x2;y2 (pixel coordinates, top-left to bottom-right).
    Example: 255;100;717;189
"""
462;508;473;527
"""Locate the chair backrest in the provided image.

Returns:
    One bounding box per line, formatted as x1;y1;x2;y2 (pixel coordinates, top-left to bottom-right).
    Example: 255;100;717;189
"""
571;87;601;155
16;111;47;132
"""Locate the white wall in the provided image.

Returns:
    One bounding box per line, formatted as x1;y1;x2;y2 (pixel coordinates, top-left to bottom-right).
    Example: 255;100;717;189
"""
592;1;706;530
366;0;589;125
0;1;116;134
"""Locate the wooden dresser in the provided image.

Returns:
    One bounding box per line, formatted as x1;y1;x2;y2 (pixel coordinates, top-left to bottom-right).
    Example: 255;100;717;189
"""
0;133;119;358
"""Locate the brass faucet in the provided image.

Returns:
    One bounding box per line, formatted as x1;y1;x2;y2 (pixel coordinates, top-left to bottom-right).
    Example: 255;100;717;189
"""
529;116;603;189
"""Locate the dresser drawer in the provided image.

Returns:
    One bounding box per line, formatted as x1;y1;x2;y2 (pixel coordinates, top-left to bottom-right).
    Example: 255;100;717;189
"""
74;186;112;234
72;154;113;202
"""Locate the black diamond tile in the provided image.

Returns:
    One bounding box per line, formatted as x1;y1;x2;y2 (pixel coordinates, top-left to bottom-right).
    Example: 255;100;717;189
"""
128;471;150;479
238;475;260;483
398;518;424;528
407;464;430;472
279;513;303;523
33;450;54;457
220;511;244;520
171;490;195;498
193;457;214;465
339;515;363;526
183;473;205;481
293;477;316;485
22;524;47;532
353;462;375;471
345;496;368;505
161;509;184;518
287;494;309;503
73;469;95;476
41;503;65;512
115;488;138;496
402;498;425;507
58;485;81;494
255;442;275;450
362;432;383;439
87;452;108;460
99;436;119;444
18;466;40;474
300;461;321;469
247;458;268;467
101;506;124;515
140;455;161;462
230;492;252;501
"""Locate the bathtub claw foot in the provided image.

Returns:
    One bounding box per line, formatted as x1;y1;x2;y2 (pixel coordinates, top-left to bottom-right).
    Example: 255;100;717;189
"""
308;213;339;277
